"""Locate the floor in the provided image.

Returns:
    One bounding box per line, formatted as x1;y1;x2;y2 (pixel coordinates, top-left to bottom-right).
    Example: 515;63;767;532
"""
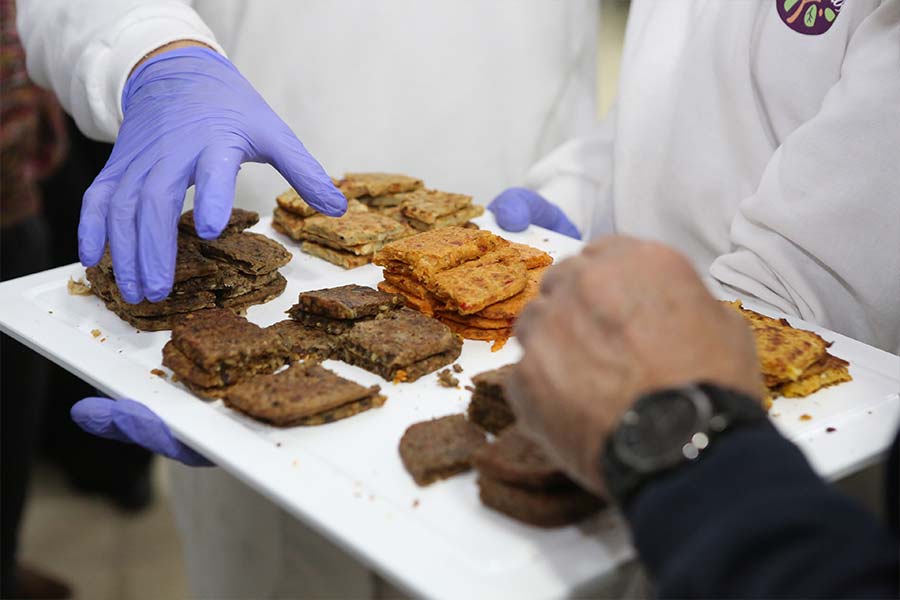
14;5;632;599
17;461;188;600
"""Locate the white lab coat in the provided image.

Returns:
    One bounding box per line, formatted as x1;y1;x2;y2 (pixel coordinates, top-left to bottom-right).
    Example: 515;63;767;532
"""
531;0;900;355
18;1;600;597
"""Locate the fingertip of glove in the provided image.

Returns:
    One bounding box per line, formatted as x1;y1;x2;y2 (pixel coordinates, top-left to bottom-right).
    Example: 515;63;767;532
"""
71;397;112;430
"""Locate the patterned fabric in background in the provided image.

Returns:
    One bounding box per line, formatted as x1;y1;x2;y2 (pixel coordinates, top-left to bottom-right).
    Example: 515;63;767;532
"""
0;0;67;229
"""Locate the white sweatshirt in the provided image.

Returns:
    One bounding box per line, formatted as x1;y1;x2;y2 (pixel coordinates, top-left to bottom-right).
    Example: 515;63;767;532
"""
17;0;598;208
530;0;900;354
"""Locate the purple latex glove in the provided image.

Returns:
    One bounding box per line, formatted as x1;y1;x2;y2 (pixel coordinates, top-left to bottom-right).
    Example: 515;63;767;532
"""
79;47;347;304
72;397;212;467
487;187;581;240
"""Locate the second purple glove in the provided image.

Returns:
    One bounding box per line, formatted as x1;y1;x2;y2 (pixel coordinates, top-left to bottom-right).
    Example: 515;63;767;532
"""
79;47;347;304
487;188;580;239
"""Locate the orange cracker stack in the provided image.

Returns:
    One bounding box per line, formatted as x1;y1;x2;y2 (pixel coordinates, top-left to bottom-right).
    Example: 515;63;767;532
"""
374;227;552;350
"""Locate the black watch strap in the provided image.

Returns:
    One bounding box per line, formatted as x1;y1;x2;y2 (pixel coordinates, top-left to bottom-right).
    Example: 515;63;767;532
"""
602;383;768;509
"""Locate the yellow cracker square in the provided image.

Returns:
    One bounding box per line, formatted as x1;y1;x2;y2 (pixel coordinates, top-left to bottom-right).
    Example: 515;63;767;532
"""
477;267;547;320
776;354;852;398
509;243;553;269
276;188;317;217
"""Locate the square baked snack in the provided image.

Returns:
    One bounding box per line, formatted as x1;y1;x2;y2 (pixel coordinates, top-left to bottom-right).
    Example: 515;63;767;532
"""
467;364;516;433
179;208;260;237
276;188;318;217
471;427;572;490
292;284;403;320
374;227;509;283
477;475;603;528
400;189;473;224
223;362;385;426
428;248;528;315
266;320;337;361
199;231;292;275
301;212;409;247
340;308;462;382
399;414;487;486
169;308;288;373
299;241;374;269
338;172;424;198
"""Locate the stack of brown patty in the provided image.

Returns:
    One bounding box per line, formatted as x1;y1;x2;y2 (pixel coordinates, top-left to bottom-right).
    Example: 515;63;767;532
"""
467;364;517;434
86;209;291;330
162;308;292;398
472;427;604;528
398;414;487;486
285;284;463;382
724;300;852;408
373;227;552;349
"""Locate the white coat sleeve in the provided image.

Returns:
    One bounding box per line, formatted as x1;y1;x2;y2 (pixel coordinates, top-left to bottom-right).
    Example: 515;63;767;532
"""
708;1;900;353
17;0;225;142
524;111;616;240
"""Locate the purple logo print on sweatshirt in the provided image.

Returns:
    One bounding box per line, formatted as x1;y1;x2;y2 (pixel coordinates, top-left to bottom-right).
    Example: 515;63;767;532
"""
778;0;843;35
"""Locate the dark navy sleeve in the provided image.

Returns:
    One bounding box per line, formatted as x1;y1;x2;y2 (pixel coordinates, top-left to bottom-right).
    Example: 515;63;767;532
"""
624;424;900;598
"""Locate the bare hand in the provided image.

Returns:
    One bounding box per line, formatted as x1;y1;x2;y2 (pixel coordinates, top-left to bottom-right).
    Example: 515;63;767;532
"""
507;236;763;495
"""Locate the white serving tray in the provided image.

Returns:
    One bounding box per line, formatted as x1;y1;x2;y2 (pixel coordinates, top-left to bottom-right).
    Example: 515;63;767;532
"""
1;216;897;599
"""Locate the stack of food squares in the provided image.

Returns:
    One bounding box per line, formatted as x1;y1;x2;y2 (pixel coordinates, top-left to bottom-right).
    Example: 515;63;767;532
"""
373;227;552;349
161;308;292;398
395;188;484;231
222;362;386;427
467;364;517;434
472;427;604;528
86;209;291;330
272;188;409;268
723;300;852;408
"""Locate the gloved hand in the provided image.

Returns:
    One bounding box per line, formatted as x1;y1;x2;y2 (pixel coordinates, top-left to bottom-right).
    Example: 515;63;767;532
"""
487;187;581;239
79;46;347;304
71;397;213;467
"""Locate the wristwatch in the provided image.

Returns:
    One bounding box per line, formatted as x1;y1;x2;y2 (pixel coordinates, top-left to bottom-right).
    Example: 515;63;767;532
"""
601;383;767;508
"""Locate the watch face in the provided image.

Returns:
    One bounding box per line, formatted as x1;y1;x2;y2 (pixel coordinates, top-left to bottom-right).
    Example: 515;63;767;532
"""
614;389;711;472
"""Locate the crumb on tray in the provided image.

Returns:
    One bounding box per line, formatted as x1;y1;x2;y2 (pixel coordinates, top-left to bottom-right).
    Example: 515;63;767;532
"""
452;363;463;373
799;414;813;421
150;369;167;379
437;368;459;388
67;277;92;296
393;370;409;384
826;427;837;433
91;329;101;338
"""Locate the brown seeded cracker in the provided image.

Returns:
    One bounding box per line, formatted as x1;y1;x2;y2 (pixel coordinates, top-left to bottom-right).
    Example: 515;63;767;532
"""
407;205;486;231
293;284;403;320
179;208;259;236
170;308;288;372
477;475;603;528
400;189;473;224
266;320;336;361
87;266;216;317
217;273;287;310
340;172;424;197
399;414;487;486
429;248;527;314
300;241;373;269
199;232;292;275
223;363;384;427
301;211;408;247
374;227;509;282
340;308;462;381
472;427;571;490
